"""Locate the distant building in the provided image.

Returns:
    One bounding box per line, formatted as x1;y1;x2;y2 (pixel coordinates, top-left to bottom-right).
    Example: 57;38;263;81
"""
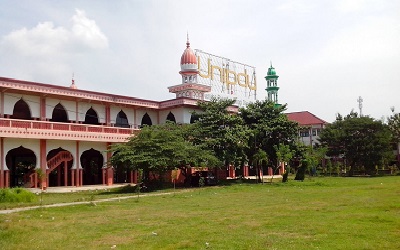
286;111;328;147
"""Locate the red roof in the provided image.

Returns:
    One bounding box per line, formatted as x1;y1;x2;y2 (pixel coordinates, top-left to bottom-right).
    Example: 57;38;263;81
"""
286;111;328;126
180;39;197;65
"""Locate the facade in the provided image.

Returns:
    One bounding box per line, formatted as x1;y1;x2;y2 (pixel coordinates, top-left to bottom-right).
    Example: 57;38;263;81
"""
286;111;328;147
0;37;224;189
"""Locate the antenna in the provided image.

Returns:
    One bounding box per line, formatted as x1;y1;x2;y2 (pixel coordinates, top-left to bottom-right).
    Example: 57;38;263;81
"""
357;96;363;117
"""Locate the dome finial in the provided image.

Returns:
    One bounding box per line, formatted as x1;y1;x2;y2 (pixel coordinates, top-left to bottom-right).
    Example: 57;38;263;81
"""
70;73;77;89
186;32;190;48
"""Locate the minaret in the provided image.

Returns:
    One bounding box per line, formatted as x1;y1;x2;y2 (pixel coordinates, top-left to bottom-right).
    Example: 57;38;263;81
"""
265;62;280;104
168;34;211;100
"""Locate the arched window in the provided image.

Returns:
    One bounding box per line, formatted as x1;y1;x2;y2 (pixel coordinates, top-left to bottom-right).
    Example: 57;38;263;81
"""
115;110;129;128
84;108;99;125
51;103;68;123
166;112;176;123
12;99;32;120
141;113;152;126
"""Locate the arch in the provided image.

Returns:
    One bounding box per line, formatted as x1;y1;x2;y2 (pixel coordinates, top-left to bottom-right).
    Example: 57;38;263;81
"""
80;148;104;185
112;151;130;183
166;112;176;123
11;99;32;120
141;113;152;126
115;110;130;128
51;103;69;123
190;114;199;124
6;146;37;187
84;107;100;125
47;148;73;187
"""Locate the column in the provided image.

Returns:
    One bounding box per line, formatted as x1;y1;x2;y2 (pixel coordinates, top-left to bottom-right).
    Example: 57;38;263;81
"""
229;166;235;178
79;169;83;186
5;170;9;188
268;167;273;176
106;167;113;186
243;166;249;177
102;169;106;185
40;139;47;189
57;166;61;186
0;137;3;188
75;141;80;186
64;161;68;186
0;92;4;118
40;96;46;121
133;170;138;184
106;142;112;185
105;104;111;126
71;169;75;186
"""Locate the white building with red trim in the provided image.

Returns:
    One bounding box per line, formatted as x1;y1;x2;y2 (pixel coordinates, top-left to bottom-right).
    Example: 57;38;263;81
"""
286;111;328;147
0;37;233;189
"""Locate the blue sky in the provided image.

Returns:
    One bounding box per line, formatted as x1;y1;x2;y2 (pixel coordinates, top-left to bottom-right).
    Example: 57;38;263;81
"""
0;0;399;122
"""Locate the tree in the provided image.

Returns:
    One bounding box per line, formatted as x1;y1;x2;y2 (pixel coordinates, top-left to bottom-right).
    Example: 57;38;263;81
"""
319;112;392;175
388;109;400;165
240;100;299;173
274;143;295;182
111;122;219;186
191;98;249;171
252;149;268;183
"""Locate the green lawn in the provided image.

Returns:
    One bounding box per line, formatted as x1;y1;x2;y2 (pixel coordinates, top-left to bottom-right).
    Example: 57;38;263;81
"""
1;177;399;250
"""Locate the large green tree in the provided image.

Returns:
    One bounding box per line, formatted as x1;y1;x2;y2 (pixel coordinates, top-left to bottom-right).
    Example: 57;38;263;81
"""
110;122;219;182
240;100;300;170
190;98;249;169
319;112;392;175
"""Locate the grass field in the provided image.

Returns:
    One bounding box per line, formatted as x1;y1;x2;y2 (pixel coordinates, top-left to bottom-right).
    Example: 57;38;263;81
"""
0;176;399;250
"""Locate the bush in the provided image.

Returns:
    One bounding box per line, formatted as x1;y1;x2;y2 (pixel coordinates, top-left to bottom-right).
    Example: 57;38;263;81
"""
295;160;308;181
0;188;37;203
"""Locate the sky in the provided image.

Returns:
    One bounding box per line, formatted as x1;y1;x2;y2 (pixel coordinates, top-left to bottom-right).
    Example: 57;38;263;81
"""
0;0;399;123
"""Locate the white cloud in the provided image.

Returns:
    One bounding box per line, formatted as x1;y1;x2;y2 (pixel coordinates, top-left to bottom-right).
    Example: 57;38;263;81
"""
0;9;108;84
71;9;108;50
0;9;108;56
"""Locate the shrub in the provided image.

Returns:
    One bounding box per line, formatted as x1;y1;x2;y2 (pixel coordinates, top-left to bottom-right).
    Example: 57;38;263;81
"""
295;160;308;181
0;188;37;203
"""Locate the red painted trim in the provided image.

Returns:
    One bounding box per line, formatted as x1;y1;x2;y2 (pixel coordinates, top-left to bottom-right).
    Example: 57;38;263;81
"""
0;137;3;188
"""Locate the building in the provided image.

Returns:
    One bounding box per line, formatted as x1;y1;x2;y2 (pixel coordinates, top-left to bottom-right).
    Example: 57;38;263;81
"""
286;111;328;147
0;37;226;189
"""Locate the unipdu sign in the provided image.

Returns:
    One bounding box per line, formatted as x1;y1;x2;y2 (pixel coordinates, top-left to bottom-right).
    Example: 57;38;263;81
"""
195;49;257;105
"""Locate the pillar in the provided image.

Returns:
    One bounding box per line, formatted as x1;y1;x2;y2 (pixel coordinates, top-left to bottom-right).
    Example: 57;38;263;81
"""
106;167;113;186
0;137;3;188
75;141;80;186
79;169;83;186
71;169;75;186
5;170;9;188
40;139;47;189
57;166;61;186
64;161;68;186
243;166;249;177
40;96;46;121
229;166;235;178
268;167;273;176
133;170;138;184
105;105;111;126
102;168;106;185
0;92;4;118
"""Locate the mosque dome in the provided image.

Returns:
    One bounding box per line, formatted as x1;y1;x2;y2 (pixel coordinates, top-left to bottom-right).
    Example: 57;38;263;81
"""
267;65;276;76
180;36;198;73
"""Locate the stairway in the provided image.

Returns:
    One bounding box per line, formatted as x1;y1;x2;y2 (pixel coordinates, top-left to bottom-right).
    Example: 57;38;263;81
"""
26;151;73;188
46;151;73;174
